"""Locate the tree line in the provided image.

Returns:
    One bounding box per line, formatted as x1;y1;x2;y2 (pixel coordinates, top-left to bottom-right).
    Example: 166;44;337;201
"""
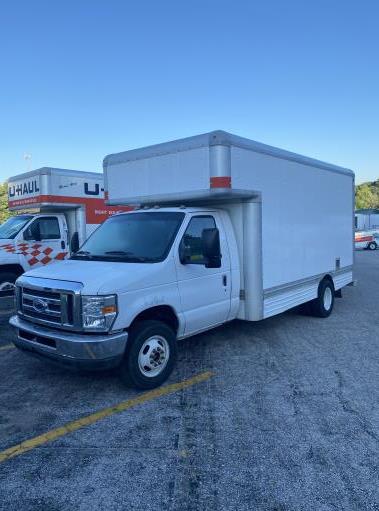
0;182;10;223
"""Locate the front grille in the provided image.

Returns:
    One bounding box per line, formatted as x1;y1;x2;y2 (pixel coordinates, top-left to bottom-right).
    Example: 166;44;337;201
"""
19;286;75;328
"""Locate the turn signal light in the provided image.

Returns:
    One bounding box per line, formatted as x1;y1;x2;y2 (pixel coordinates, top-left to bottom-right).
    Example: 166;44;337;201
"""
101;305;117;315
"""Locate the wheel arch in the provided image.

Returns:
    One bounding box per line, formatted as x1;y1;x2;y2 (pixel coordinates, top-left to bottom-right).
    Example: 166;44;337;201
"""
0;264;24;277
320;273;334;289
317;273;336;299
128;305;180;335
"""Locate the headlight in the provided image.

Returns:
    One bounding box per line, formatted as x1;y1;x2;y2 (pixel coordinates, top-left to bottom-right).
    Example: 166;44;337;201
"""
81;295;118;331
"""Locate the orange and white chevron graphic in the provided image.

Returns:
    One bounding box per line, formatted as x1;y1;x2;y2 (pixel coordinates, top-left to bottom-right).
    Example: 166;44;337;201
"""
0;242;68;266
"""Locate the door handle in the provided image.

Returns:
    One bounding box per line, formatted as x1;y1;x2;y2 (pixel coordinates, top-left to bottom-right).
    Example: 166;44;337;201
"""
61;240;66;250
222;275;227;286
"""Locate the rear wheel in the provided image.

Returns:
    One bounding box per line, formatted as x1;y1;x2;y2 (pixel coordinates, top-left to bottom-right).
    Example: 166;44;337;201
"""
308;279;335;318
119;320;177;389
0;271;18;296
368;241;377;250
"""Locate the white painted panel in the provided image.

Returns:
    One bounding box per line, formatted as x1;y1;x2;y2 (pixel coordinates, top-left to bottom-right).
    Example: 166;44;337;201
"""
50;174;103;199
264;282;319;318
333;271;353;290
107;147;210;202
8;169;104;203
231;147;354;291
8;174;42;201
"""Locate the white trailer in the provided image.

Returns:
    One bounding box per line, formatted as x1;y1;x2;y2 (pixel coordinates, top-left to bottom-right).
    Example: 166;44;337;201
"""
10;132;355;389
0;167;128;292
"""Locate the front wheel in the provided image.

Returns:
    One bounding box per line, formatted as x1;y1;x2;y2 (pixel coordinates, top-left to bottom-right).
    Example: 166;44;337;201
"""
119;320;177;389
368;241;377;250
308;279;335;318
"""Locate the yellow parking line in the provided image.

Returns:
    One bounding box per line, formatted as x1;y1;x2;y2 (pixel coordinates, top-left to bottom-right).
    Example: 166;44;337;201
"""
0;370;213;464
0;344;15;352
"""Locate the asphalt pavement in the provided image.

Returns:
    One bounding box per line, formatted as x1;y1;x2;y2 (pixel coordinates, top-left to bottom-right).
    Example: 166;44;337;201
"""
0;251;378;511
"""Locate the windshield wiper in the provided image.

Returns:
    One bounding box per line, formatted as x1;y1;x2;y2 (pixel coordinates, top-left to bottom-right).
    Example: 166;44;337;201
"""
104;251;133;255
71;250;93;258
104;251;154;262
71;250;154;262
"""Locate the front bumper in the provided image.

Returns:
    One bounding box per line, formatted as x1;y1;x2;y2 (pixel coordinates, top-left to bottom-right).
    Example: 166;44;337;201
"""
9;315;128;371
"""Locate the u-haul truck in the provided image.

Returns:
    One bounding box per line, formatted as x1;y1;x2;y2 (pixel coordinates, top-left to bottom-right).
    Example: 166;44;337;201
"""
354;231;377;250
0;167;128;292
10;131;354;389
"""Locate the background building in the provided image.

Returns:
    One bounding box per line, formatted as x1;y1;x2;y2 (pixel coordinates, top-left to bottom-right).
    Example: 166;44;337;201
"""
355;209;379;230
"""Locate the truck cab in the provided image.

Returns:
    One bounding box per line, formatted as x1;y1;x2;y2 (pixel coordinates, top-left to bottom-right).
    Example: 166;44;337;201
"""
0;213;69;293
10;207;236;387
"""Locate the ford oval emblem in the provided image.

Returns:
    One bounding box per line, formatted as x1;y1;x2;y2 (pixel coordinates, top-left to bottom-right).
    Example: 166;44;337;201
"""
32;298;48;313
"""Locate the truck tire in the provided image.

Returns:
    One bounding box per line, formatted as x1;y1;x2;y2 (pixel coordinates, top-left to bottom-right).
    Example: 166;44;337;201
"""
308;279;335;318
368;241;377;250
119;320;177;389
0;271;18;296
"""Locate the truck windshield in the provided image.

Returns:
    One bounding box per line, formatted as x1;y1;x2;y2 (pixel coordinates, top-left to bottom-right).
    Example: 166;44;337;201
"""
71;211;185;263
0;215;33;239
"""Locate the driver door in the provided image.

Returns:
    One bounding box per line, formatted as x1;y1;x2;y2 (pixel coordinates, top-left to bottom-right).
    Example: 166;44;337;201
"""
22;216;68;268
175;213;231;336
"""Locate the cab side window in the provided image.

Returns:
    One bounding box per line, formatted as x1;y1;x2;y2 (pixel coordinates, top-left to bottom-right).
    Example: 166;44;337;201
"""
38;217;61;239
27;217;61;240
182;216;217;264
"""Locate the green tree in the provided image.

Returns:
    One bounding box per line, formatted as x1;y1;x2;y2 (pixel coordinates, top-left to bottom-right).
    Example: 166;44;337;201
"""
0;182;11;223
355;183;378;210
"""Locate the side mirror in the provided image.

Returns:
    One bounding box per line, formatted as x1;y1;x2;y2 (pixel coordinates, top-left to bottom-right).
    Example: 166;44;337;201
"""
24;223;41;241
179;241;191;264
70;232;80;253
23;226;33;241
202;228;221;268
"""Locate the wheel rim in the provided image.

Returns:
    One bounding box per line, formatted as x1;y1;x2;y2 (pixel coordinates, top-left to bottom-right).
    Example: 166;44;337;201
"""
138;335;170;378
323;287;333;311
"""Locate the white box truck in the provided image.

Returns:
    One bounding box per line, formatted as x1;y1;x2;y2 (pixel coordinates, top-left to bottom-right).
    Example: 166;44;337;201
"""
10;131;355;388
0;167;128;293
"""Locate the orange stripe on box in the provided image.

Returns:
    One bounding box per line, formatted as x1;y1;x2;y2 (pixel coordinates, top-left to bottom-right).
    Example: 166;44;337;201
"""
8;195;132;224
210;176;231;188
355;236;373;242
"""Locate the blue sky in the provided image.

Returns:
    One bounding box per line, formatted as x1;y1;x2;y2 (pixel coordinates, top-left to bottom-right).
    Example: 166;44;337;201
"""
0;0;378;184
